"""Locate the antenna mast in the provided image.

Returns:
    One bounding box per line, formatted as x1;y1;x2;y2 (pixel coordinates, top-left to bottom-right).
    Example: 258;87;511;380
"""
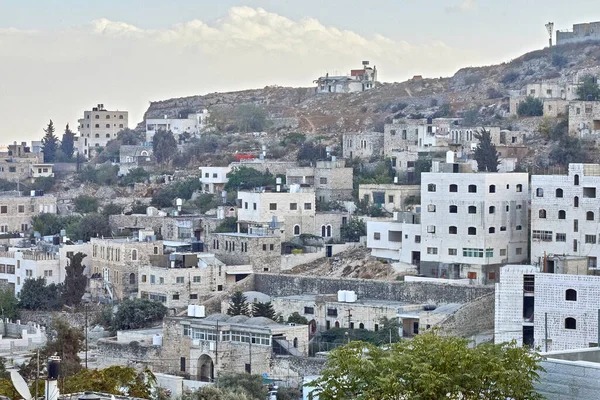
545;22;554;47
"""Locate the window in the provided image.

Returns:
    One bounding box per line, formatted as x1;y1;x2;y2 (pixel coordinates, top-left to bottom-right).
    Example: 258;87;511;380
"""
449;205;457;213
574;174;580;186
585;235;597;244
574;196;579;207
574;240;578;252
269;203;277;210
373;232;381;240
587;211;595;221
584;187;596;198
574;219;579;232
468;184;477;193
270;244;274;251
448;226;457;234
304;306;314;314
500;249;507;256
489;227;495;233
426;247;438;255
294;225;300;235
414;235;421;243
556;233;566;242
0;206;6;214
489;184;496;193
516;247;522;255
448;248;457;255
565;317;577;330
131;249;137;261
468;227;477;235
192;276;201;283
532;230;552;241
119;115;124;119
327;308;338;317
516;184;523;192
18;205;24;213
390;129;396;136
387;195;394;203
141;275;147;283
172;294;180;300
556;188;563;198
290;203;297;210
427;225;436;233
253;203;257;210
427;184;436;192
427;204;436;212
304;203;312;210
449;184;458;192
95;124;100;128
558;210;566;219
566;289;577;301
489;206;495;214
190;294;198;299
463;248;484;258
486;248;494;258
516;225;522;230
320;177;327;184
129;273;135;285
539;209;546;219
468;206;476;214
536;188;544;197
43;270;52;277
176;276;185;284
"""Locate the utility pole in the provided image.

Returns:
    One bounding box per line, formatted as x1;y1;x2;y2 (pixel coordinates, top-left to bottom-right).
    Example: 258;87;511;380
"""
35;349;39;399
248;333;252;374
346;309;353;343
85;303;88;369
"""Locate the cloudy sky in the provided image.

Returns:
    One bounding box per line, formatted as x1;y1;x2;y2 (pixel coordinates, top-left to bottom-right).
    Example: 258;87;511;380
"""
0;0;598;142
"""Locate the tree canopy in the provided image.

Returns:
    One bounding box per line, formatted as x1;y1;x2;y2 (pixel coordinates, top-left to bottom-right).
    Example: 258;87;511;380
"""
517;96;544;117
474;128;500;172
152;130;178;164
224;167;275;192
63;252;87;306
341;217;366;242
41;120;59;163
252;301;276;319
235;104;268;132
18;277;64;311
60;123;76;160
227;291;249;316
577;75;600;101
312;331;544;400
112;298;167;331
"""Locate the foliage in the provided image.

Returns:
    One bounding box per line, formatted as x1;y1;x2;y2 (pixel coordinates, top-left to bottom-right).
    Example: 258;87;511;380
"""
151;190;174;208
63;366;156;398
185;193;218;214
102;202;123;216
227;291;250;316
117;128;145;145
577;75;600;101
431;103;451;118
354;160;394;185
550;118;569;141
552;53;568;69
78;165;119;185
287;312;309;325
224;167;275;191
462;107;479;125
501;71;519;84
0;179;17;192
18;278;64;311
319;317;401;346
276;387;301;400
112;298;167;331
41;120;59;163
74;195;99;213
67;213;111;242
413;158;432;184
130;200;148;214
252;301;276;319
31;176;55;192
341;217;366;242
152;178;203;208
312;330;544;400
153;130;178;164
61;123;76;159
316;200;345;212
281;133;306;146
297;141;327;164
63;252;87;306
214;217;238;233
550;136;592;167
474;128;500;172
517;96;544;117
217;373;268;400
235;104;269;132
0;287;18;320
120;167;150;185
0;378;18;399
32;213;80;236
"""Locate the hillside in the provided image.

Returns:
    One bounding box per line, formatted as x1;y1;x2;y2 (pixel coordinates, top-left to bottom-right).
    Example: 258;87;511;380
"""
144;41;600;135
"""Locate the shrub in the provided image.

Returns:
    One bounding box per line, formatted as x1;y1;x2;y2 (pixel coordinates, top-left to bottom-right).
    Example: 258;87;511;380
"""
74;195;99;214
517;96;543;117
552;54;568;69
501;71;519;84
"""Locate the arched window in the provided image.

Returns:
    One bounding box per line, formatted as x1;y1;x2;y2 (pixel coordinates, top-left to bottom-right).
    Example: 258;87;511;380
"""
119;115;124;119
131;249;138;261
565;317;577;330
105;124;110;128
129;273;136;285
106;115;110;119
106;134;110;138
516;184;523;192
566;289;577;301
558;210;566;219
489;185;496;193
95;115;99;119
489;227;495;233
574;174;580;186
449;226;457;234
556;188;563;198
468;206;476;214
359;323;365;329
536;188;544;197
427;184;436;192
326;225;332;237
95;134;99;138
468;184;477;193
321;225;326;237
489;206;495;214
587;211;595;221
574;196;579;208
449;205;458;213
293;337;298;348
449;184;458;192
468;227;477;235
539;209;547;219
154;246;159;255
294;225;301;235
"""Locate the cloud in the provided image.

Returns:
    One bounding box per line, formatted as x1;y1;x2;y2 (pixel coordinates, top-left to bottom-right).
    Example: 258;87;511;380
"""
446;0;478;13
0;7;481;142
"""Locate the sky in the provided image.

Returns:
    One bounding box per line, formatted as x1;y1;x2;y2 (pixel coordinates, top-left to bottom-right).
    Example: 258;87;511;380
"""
0;0;599;142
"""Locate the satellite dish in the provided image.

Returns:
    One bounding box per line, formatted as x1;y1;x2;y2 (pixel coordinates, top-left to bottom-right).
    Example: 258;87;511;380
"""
10;370;32;400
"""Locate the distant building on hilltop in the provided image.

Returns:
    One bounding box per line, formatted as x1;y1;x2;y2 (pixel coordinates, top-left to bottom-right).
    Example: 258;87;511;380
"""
314;61;378;93
557;21;600;46
145;110;209;143
76;104;128;159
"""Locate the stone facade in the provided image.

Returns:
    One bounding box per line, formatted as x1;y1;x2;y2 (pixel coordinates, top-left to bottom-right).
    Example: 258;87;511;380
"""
207;232;281;273
342;132;384;160
0;193;56;234
359;184;420;213
109;213;204;242
77;104;128;158
568;101;600;136
286;160;353;203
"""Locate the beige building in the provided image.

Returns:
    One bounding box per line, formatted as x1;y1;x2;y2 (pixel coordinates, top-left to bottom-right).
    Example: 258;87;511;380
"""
77;104;128;158
568;101;600;136
0;142;47;181
0;192;56;234
359;184;420;213
342;132;384;160
286;159;354;203
208;232;281;273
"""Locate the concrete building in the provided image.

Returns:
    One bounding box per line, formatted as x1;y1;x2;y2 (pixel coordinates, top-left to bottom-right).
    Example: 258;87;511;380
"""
0;191;56;234
314;62;377;93
199;166;231;194
109;210;205;243
557;21;600;45
342;132;384;160
118;145;154;176
530;164;600;269
77;104;128;158
358;184;420;213
0;142;47;181
367;212;421;265
286;160;353;202
145;110;209;142
568;101;600;136
208;232;281;273
495;265;600;352
160;313;308;381
420;169;529;284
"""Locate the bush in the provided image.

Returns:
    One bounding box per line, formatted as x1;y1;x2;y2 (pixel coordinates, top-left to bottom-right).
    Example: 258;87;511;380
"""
517;96;543;117
78;165;119;185
31;176;55;192
464;73;482;86
552;54;568;69
112;298;167;332
120;167;149;186
214;217;238;233
501;71;519;84
487;88;503;99
462;107;479;125
74;195;99;214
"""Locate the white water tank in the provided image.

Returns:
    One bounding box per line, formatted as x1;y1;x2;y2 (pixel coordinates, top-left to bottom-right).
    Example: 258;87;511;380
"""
446;150;455;163
187;305;195;317
337;290;346;302
194;305;206;318
346;291;357;303
152;334;163;346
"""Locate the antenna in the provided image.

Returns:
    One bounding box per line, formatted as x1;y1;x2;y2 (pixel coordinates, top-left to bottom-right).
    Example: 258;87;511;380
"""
545;22;554;47
10;370;32;400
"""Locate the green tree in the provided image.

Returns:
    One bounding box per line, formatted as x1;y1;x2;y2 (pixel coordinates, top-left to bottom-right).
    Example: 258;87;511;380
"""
235;104;268;132
61;123;75;159
41;120;59;163
117;128;145;145
341;217;366;242
151;190;174;208
474;128;500;172
112;298;167;331
18;278;64;311
102;202;123;217
276;387;301;400
462;107;479;125
130;200;148;214
287;312;309;325
252;301;276;319
31;176;55;192
550;136;591;167
68;213;111;242
152;130;178;164
577;75;600;101
297;142;327;164
120;167;150;185
224;167;275;191
226;291;249;316
217;373;268;400
214;217;238;233
413;158;432;184
63;252;87;306
74;195;99;213
517;96;544;117
312;331;544;400
0;287;18;320
63;366;156;398
32;213;81;236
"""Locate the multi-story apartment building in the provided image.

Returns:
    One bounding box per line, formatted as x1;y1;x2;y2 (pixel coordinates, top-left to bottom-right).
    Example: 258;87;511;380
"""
495;264;600;351
199;166;231;194
0;142;49;181
420;168;529;284
145;110;209;142
531;164;600;269
367;211;421;265
0;192;56;234
286;159;354;202
77;104;128;158
342;131;384;160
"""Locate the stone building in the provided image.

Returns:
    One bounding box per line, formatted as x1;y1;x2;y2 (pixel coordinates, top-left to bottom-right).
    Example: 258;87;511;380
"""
109;211;204;242
358;184;420;213
207;232;281;273
286;159;354;203
145;110;209;142
367;211;421;265
118;144;154;176
509;82;579;117
557;21;600;45
568;101;600;136
160;313;308;381
90;232;163;300
0;142;47;181
77;104;128;158
342;132;384;160
314;62;377;93
0;192;56;234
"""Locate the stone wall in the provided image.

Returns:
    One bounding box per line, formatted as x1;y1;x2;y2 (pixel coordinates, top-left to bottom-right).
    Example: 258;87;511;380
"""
253;274;493;304
535;358;600;400
19;309;103;329
270;356;327;385
96;337;162;370
436;292;495;337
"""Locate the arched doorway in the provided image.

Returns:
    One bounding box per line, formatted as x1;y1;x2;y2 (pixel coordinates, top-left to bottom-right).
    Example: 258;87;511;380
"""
334;321;340;328
198;354;214;382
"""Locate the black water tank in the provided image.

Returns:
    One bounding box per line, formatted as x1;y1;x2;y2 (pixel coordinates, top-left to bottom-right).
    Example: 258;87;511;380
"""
52;236;60;245
191;242;204;252
47;358;60;380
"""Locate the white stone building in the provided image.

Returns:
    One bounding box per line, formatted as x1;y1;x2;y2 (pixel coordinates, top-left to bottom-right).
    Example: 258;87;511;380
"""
557;21;600;45
568;101;600;136
420;170;529;284
342;131;384;160
367;212;421;265
77;104;128;158
199;166;231;194
314;62;377;93
145;110;209;142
